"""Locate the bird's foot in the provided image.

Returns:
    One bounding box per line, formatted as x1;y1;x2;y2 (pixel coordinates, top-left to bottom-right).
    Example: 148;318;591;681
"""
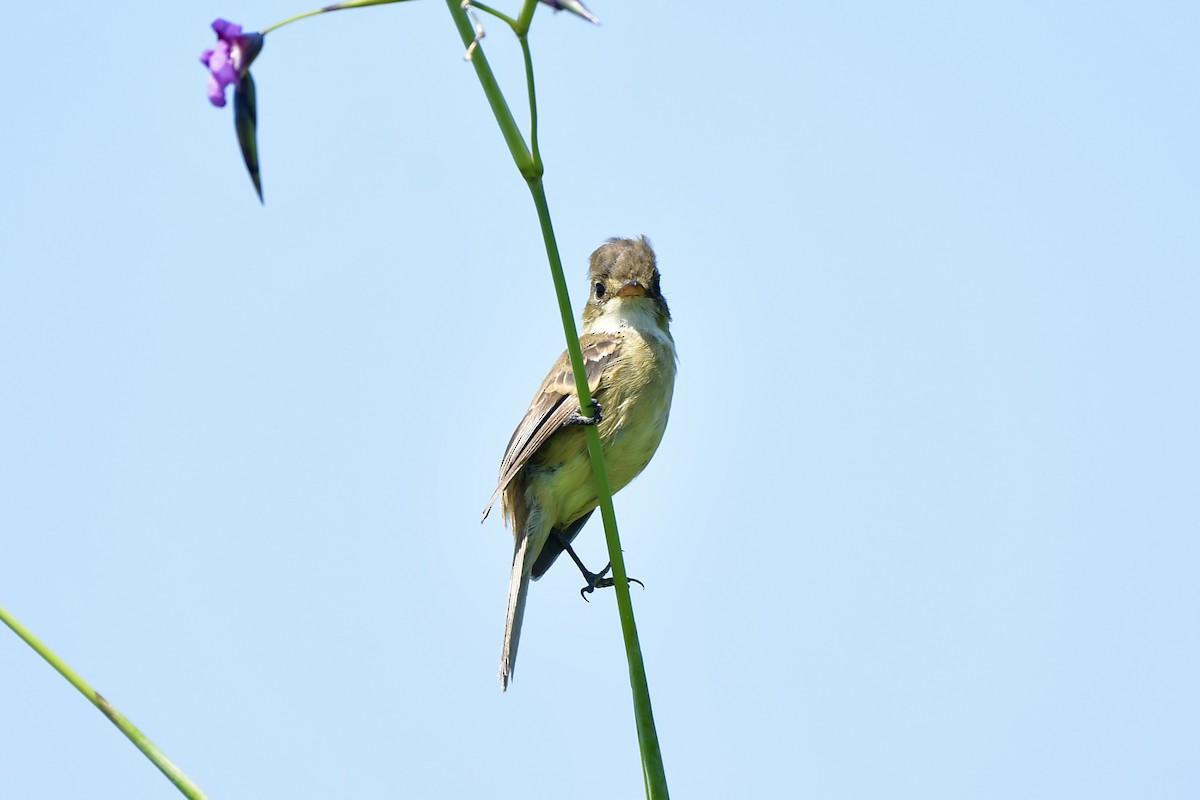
565;400;603;427
579;562;645;602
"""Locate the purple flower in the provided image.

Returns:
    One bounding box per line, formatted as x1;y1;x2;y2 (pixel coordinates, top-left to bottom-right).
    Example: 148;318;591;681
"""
199;19;263;108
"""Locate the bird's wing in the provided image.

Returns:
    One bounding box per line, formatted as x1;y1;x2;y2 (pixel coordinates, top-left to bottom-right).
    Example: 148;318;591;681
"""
482;333;622;520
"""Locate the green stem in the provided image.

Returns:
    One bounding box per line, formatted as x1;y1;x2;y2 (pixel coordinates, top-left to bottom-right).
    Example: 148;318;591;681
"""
518;34;541;170
0;603;210;800
260;0;412;36
470;2;519;28
445;2;536;177
444;3;669;797
514;0;539;35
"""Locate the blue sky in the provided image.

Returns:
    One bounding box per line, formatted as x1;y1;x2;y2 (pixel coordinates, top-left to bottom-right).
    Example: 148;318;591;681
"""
2;2;1197;798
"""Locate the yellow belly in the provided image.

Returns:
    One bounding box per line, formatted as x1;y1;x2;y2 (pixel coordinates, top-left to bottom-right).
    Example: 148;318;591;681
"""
524;329;676;529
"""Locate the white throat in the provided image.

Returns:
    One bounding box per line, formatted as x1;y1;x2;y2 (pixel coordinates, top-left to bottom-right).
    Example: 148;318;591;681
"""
586;299;657;333
585;299;676;354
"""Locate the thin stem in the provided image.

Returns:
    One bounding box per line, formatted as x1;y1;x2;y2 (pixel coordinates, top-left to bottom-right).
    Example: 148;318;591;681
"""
445;1;536;177
519;34;541;170
0;603;210;800
514;0;540;36
471;2;519;29
260;0;411;36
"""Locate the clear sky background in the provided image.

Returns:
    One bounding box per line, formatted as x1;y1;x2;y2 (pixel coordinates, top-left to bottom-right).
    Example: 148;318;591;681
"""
2;2;1197;798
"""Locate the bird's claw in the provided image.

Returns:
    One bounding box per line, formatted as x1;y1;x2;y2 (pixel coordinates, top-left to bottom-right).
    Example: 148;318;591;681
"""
565;400;603;427
579;562;611;601
579;562;644;601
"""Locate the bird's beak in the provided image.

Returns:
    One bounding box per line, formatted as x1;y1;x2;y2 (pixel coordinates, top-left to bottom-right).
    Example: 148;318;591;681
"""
616;280;646;298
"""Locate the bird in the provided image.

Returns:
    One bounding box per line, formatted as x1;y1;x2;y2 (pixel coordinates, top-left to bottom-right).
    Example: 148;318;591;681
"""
482;236;677;691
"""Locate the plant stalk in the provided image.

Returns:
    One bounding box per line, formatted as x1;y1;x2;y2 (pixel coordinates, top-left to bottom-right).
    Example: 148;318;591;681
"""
0;603;210;800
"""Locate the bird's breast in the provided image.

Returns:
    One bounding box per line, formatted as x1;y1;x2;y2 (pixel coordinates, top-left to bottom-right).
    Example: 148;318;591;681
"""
594;331;676;493
521;324;676;530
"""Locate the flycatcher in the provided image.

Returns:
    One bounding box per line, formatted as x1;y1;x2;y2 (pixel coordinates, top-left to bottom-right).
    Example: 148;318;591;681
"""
483;236;677;691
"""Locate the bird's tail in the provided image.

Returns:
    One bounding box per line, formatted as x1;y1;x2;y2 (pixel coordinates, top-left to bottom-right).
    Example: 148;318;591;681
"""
500;533;533;691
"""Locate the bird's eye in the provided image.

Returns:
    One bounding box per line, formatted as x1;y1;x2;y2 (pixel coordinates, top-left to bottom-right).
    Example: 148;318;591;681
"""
595;282;606;298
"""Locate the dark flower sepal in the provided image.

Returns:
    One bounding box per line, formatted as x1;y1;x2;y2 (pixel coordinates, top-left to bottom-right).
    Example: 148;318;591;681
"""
233;72;262;202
